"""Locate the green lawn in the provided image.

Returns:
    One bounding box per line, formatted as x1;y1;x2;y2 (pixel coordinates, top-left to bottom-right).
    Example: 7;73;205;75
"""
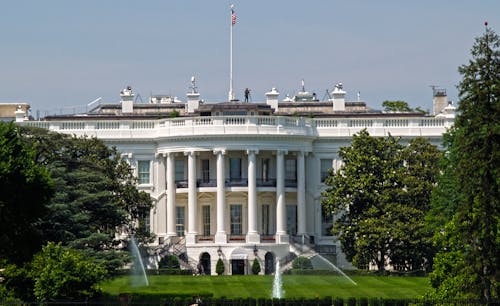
101;275;430;299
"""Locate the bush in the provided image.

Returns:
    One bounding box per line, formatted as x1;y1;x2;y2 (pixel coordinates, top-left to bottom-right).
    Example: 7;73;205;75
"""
158;255;180;269
292;256;313;270
252;258;261;275
216;258;225;275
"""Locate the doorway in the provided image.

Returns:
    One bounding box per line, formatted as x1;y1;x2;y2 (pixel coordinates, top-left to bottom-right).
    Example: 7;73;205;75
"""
231;259;245;275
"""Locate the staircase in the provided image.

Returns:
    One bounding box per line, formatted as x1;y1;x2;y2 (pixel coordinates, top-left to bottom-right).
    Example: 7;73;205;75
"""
152;237;197;272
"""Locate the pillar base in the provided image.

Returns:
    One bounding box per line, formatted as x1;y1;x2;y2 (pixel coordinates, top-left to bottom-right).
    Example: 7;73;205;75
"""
186;233;197;244
275;232;289;244
214;232;227;244
246;232;261;244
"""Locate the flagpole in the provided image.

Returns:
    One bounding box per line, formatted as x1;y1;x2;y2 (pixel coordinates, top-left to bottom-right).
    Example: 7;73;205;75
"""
228;4;234;101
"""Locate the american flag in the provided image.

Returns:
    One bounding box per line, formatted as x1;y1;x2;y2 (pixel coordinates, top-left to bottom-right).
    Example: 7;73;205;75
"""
231;8;236;26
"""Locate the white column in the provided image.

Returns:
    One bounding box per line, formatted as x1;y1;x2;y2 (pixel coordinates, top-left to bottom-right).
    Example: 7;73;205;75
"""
214;149;227;243
276;150;289;243
186;151;198;244
246;149;260;243
166;152;177;238
156;153;167;240
297;151;306;235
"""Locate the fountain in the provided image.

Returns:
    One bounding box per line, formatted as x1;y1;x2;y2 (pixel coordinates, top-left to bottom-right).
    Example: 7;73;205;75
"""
314;254;357;285
272;259;283;299
130;237;149;286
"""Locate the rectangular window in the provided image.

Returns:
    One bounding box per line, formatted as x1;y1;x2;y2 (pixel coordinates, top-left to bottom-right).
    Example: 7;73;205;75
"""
202;205;211;236
229;158;242;180
321;207;334;236
138;160;150;184
175;159;185;181
176;206;185;237
320;159;333;182
201;159;210;182
230;204;242;235
262;158;270;181
286;205;297;235
262;204;270;235
285;159;297;180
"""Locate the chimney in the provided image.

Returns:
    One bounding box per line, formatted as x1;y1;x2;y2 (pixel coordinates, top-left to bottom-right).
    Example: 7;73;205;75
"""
15;105;26;122
121;86;134;113
186;76;200;113
331;83;346;111
432;88;447;115
265;87;280;111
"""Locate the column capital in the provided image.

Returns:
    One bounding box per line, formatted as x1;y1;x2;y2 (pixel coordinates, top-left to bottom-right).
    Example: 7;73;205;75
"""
184;150;198;157
276;149;288;156
246;148;259;155
155;152;167;158
213;148;226;155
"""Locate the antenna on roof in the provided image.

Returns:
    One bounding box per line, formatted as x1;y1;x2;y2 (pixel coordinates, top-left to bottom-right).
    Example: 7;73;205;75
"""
135;94;143;103
301;79;305;92
322;89;331;101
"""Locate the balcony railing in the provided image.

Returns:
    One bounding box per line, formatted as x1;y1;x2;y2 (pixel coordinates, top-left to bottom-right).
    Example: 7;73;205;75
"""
19;115;453;139
175;180;189;188
197;179;217;187
285;179;297;188
226;178;248;187
171;178;296;188
257;178;276;187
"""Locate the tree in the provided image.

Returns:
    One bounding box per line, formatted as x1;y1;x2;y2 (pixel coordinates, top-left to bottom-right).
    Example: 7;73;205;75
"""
19;127;153;273
216;258;225;275
158;255;180;269
252;258;261;275
382;100;413;112
30;242;106;302
322;130;440;272
292;257;313;270
0;122;53;264
428;25;499;302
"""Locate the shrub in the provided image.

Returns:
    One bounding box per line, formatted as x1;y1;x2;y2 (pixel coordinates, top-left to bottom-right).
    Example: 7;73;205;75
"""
292;256;313;270
216;258;225;275
158;255;180;269
252;258;261;275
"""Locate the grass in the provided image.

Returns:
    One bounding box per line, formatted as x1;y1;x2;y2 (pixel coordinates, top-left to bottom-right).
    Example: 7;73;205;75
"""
101;275;430;299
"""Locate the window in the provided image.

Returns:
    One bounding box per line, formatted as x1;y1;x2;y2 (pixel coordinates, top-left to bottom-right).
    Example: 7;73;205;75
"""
285;159;297;180
202;205;211;236
321;159;333;182
201;159;210;182
321;207;334;236
175;159;185;181
262;158;270;181
229;158;242;180
230;204;242;235
138;160;150;184
286;205;297;235
176;206;185;237
262;204;270;235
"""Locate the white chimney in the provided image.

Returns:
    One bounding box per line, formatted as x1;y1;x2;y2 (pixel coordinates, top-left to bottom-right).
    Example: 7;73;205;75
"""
120;86;134;113
432;89;448;115
331;83;346;111
265;87;280;111
186;76;200;113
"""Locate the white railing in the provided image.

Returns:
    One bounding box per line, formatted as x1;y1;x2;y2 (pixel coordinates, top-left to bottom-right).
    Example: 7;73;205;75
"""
19;115;453;139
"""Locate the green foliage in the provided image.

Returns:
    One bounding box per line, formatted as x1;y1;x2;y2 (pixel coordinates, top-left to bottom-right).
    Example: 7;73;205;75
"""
252;258;261;275
427;26;500;302
0;122;53;264
292;256;313;270
19;127;153;274
216;258;225;275
382;100;413;112
322;130;441;272
158;255;180;269
30;242;106;302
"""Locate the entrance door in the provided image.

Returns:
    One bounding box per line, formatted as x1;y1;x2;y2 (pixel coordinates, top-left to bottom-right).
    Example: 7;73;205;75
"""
200;252;211;275
265;252;275;275
231;259;245;275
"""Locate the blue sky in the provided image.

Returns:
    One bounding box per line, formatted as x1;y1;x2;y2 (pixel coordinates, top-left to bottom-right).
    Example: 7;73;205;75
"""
1;1;498;115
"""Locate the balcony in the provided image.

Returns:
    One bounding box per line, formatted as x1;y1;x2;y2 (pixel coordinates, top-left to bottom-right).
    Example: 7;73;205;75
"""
197;179;217;187
257;178;276;187
226;178;248;187
285;179;297;188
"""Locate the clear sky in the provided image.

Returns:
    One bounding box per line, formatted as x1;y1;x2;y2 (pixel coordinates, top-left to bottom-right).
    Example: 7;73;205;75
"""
1;1;498;116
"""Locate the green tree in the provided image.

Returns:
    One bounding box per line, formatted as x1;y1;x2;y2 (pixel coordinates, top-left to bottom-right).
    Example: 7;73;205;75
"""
30;242;106;302
216;258;225;275
158;255;180;269
428;25;499;302
382;100;413;112
322;130;440;272
0;122;53;264
19;127;153;273
292;256;313;270
252;258;261;275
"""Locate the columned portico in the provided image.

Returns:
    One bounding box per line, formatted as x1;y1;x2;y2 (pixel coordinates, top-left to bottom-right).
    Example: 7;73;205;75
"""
155;153;167;239
166;152;177;238
186;151;198;244
246;149;260;243
214;149;227;243
275;149;289;243
297;151;306;235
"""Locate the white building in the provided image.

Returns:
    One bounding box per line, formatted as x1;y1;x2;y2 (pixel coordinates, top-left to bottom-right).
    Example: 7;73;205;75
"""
17;82;455;275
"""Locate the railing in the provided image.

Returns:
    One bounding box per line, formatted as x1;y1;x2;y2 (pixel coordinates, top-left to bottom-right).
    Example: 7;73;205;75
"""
226;178;248;187
19;115;453;138
285;179;298;188
197;179;217;187
175;180;188;188
257;178;276;187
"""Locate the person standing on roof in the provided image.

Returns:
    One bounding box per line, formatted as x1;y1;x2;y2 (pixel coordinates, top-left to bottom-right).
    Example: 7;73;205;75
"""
244;88;250;102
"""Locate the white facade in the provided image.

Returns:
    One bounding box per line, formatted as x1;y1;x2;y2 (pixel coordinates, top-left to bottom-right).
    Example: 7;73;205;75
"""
19;86;454;275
